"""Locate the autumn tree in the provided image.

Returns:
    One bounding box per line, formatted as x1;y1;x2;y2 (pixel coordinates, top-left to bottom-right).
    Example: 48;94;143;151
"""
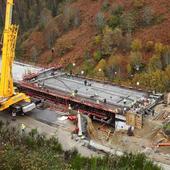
30;46;39;62
95;12;105;32
132;70;169;92
154;42;164;55
142;6;154;26
129;39;143;73
95;59;107;71
112;28;123;48
39;8;53;29
102;26;114;55
131;39;142;52
120;12;136;33
106;55;125;79
162;46;170;67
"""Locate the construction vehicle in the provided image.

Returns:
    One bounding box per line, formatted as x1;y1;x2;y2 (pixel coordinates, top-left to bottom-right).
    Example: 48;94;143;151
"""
0;0;38;117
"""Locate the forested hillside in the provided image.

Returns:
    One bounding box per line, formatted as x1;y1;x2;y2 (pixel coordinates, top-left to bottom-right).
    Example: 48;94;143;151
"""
0;0;62;32
1;0;170;92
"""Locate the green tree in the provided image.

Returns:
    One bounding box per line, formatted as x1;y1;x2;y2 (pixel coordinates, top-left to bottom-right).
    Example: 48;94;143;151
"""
148;55;162;71
93;50;102;62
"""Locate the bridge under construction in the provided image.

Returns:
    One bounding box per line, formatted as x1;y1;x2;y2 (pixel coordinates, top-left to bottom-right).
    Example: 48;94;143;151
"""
16;67;162;127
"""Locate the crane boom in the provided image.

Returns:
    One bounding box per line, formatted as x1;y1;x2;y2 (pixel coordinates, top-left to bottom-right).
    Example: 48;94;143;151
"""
0;0;36;113
0;0;17;97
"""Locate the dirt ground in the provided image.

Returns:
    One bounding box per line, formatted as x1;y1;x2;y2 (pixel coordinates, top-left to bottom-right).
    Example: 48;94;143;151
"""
88;110;170;165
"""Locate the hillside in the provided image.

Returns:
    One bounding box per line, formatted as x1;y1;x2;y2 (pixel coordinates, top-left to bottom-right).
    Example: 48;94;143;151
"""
0;120;161;170
1;0;170;92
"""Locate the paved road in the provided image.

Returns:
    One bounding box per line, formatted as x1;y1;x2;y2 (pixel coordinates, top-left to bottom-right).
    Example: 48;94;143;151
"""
29;108;71;128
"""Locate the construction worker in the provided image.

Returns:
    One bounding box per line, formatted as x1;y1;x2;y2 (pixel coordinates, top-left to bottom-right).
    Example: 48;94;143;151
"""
21;123;26;134
84;80;87;86
12;112;16;121
123;99;127;105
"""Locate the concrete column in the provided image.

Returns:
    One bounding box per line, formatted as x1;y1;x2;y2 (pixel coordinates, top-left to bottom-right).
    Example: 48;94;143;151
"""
77;113;83;136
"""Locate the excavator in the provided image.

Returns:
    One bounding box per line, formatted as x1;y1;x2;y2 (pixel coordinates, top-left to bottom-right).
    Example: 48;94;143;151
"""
0;0;37;117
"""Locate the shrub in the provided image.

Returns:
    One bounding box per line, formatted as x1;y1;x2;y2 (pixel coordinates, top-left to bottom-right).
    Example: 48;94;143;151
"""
108;15;121;29
94;35;102;45
93;50;102;62
131;39;142;52
101;0;110;12
144;41;154;52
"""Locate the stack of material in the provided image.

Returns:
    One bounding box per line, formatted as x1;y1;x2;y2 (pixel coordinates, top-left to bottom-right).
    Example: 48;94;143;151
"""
77;113;88;136
135;114;143;129
154;111;170;121
151;128;169;146
126;112;143;129
157;142;170;147
86;116;98;140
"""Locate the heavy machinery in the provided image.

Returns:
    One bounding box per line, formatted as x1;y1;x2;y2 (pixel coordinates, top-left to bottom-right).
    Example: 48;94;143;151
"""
0;0;37;116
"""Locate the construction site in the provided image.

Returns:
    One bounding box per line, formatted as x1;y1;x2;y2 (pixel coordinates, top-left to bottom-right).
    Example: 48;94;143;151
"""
0;0;170;169
9;62;169;167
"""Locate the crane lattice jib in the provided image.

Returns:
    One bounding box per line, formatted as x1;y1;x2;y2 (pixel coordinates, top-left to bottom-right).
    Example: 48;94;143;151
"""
0;0;18;97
